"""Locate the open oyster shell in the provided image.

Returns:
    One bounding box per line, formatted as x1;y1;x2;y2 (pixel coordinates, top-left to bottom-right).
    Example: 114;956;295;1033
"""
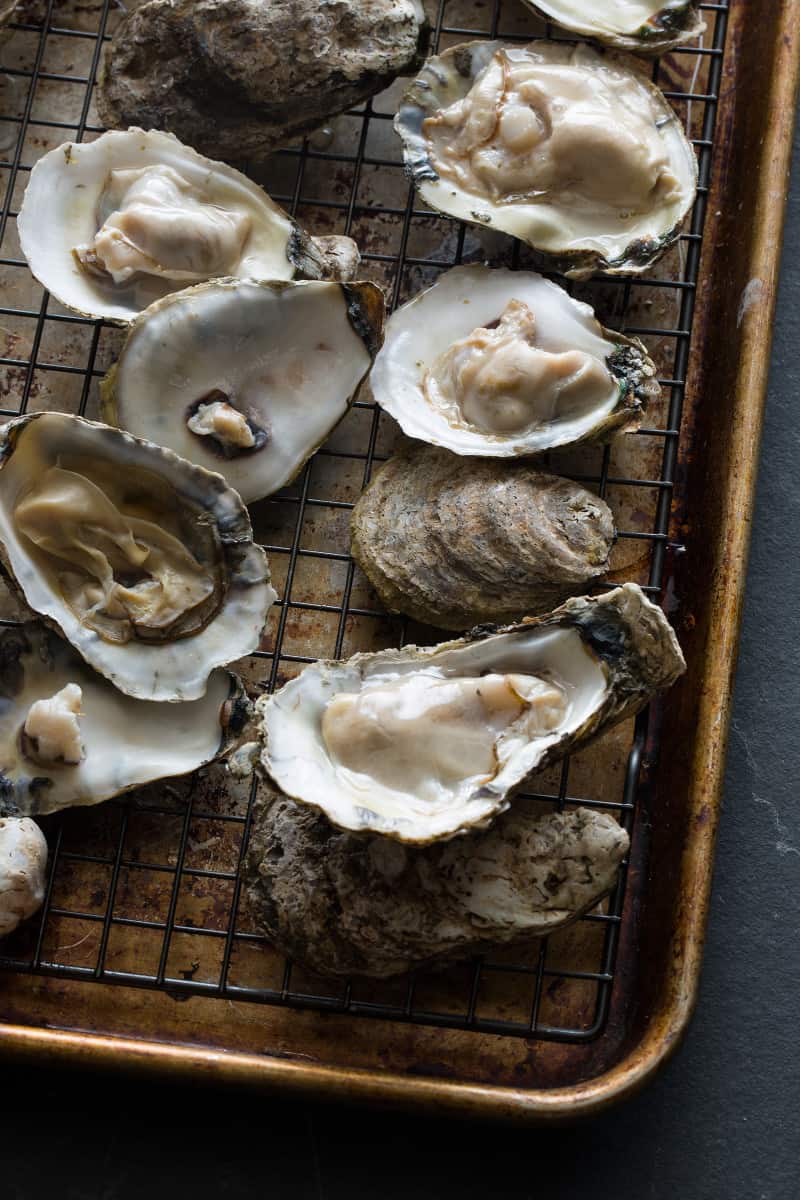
0;413;276;702
101;279;385;504
245;790;629;978
395;42;697;278
351;445;616;630
97;0;428;164
17;128;338;322
258;583;685;844
370;266;659;454
526;2;705;54
0;624;248;817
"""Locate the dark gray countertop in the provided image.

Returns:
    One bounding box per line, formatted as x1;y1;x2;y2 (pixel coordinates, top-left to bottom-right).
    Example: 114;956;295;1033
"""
3;120;798;1200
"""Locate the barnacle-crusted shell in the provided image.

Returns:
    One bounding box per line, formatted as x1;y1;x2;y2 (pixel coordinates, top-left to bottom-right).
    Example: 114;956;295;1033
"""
245;790;629;978
0;816;47;937
258;583;685;844
97;0;428;163
526;1;705;54
0;624;249;818
351;445;616;630
0;413;276;702
395;42;697;278
370;266;659;455
17;128;335;322
101;278;385;504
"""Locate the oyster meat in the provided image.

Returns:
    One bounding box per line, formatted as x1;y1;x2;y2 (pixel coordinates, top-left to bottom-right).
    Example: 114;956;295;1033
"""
370;266;659;454
525;2;705;54
395;41;697;277
245;791;629;978
351;445;615;630
258;583;685;843
97;0;428;163
0;624;248;817
0;413;276;702
0;816;47;938
17;128;339;322
101;278;385;504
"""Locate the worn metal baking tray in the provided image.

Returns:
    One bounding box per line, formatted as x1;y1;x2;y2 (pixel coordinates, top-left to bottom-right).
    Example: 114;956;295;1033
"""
0;0;797;1120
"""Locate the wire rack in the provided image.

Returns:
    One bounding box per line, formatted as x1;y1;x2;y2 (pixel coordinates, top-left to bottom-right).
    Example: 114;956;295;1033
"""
0;0;728;1043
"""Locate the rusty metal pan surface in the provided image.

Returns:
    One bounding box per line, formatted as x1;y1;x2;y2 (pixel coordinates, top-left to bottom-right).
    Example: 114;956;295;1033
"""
0;0;798;1120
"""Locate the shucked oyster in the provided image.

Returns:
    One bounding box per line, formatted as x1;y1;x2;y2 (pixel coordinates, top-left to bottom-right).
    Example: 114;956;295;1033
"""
370;266;659;455
0;413;276;702
101;279;385;504
0;624;247;817
395;41;697;277
351;445;615;630
17;129;339;322
525;2;705;54
258;583;685;844
245;790;629;978
98;0;428;163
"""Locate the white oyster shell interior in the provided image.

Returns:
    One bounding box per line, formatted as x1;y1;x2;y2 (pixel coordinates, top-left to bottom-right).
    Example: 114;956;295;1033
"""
260;623;608;843
371;265;625;455
17;129;298;321
1;627;235;816
106;280;377;503
532;0;699;39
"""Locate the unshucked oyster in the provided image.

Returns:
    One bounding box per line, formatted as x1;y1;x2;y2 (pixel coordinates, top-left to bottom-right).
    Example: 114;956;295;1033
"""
0;624;248;817
101;278;385;504
370;266;659;455
17;129;339;322
351;445;616;630
0;413;276;702
245;790;629;978
97;0;428;163
258;584;685;844
525;2;705;54
395;41;697;277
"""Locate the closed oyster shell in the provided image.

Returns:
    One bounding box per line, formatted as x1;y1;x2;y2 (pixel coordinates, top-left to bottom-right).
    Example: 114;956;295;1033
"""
351;445;616;630
244;790;629;978
97;0;428;163
0;816;47;938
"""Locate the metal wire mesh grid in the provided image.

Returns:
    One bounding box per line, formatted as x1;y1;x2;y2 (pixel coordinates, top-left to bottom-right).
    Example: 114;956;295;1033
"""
0;0;728;1043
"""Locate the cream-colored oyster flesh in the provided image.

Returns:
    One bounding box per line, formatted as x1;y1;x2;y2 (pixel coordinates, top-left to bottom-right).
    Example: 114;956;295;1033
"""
16;129;334;322
0;816;47;938
527;2;705;54
370;266;658;454
258;583;685;844
0;624;248;818
0;413;276;702
245;791;629;978
395;42;697;277
351;445;616;630
101;279;385;504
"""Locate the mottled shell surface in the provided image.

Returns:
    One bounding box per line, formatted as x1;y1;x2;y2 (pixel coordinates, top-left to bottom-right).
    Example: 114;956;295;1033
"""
0;624;249;818
244;791;629;978
98;0;428;163
351;445;616;630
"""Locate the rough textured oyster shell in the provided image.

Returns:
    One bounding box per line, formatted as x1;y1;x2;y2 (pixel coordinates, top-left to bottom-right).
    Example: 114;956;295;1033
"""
16;128;338;322
0;816;47;938
0;623;249;817
369;266;659;456
244;790;629;978
351;445;616;630
258;583;685;844
101;278;385;504
395;41;697;278
0;413;276;702
97;0;428;163
526;1;705;54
